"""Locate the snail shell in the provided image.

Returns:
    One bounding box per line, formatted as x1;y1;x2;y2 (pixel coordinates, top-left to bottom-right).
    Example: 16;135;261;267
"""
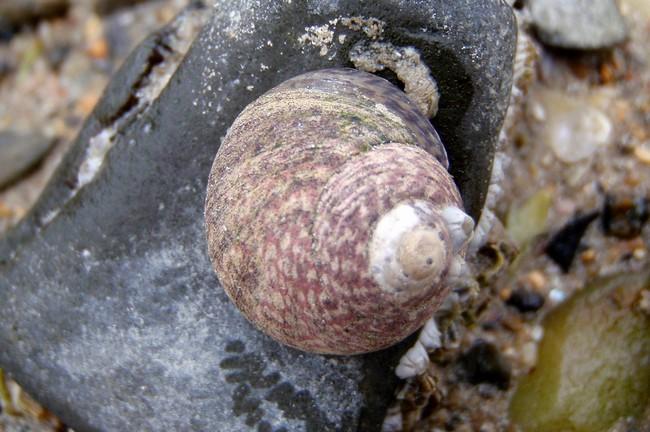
205;68;466;355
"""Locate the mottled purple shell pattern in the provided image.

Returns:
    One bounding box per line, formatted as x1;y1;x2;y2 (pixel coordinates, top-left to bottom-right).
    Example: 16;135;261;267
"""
205;68;462;355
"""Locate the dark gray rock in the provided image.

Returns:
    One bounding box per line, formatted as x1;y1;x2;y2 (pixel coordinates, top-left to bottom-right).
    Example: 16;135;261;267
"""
0;131;54;189
0;1;515;431
529;0;628;49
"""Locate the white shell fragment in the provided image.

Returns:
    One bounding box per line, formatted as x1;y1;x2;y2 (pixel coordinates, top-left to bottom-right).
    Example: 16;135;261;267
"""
395;318;443;378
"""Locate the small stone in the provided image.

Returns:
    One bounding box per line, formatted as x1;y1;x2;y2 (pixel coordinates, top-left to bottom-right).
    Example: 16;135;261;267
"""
620;0;650;20
479;422;497;432
0;130;54;189
639;290;650;315
549;288;568;303
633;247;647;260
633;143;650;165
458;340;511;390
535;90;613;163
545;211;600;272
86;38;109;60
599;62;615;84
0;203;14;219
579;248;596;264
507;288;545;313
45;44;71;70
524;270;547;291
529;0;628;49
77;92;101;116
520;342;539;369
84;13;104;41
602;195;649;239
84;14;110;60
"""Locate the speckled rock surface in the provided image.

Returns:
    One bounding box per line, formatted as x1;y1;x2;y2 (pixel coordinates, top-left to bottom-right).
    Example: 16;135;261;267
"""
0;1;515;431
529;0;628;49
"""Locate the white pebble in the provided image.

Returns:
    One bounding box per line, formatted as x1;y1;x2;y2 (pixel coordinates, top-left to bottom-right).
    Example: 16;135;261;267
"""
535;90;613;163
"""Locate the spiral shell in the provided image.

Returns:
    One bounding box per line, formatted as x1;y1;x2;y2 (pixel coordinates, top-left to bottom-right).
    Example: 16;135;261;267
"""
205;68;465;355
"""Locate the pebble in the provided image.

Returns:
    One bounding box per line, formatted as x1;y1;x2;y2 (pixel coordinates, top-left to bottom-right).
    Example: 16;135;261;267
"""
0;130;54;189
524;270;547;291
528;0;628;49
535;90;613;163
639;290;650;314
45;44;71;70
86;38;109;60
549;288;568;303
580;248;597;264
633;247;646;260
545;211;600;272
633;144;650;165
507;288;546;313
620;0;650;20
84;14;109;60
458;340;512;390
602;195;649;239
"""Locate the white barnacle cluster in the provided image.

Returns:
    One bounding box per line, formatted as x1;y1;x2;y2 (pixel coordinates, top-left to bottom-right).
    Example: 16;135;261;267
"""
395;319;443;378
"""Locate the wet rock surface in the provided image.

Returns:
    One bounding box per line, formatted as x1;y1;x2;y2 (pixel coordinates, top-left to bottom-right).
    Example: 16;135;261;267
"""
529;0;628;49
0;1;515;431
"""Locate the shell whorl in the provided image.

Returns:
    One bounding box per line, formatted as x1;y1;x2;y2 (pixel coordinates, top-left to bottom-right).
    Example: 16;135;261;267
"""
205;68;464;354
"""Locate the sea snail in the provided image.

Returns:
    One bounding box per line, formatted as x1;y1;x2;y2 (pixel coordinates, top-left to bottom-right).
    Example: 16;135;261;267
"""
205;68;474;378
